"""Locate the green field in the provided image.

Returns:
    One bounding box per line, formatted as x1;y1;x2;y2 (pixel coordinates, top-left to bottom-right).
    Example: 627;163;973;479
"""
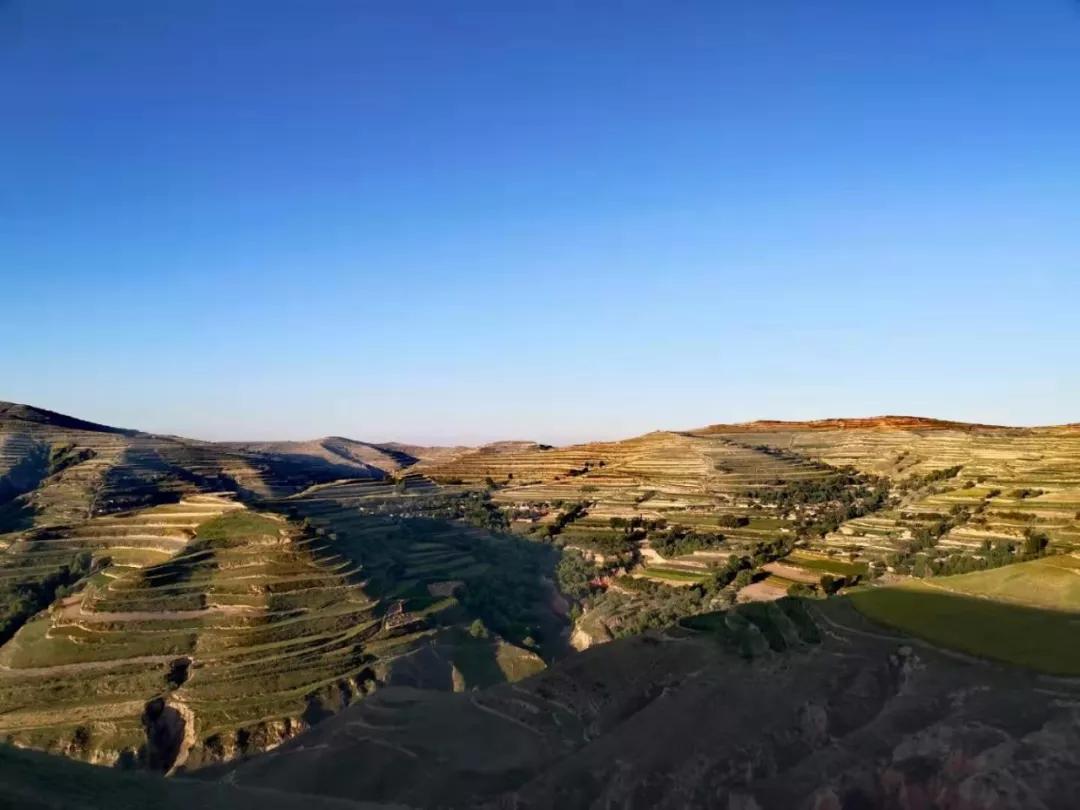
194;511;284;545
909;554;1080;610
639;566;710;584
850;571;1080;675
783;552;868;578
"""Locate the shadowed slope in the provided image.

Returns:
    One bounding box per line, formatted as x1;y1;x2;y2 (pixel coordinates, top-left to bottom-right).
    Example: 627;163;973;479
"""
0;402;137;437
0;743;399;810
213;596;1080;809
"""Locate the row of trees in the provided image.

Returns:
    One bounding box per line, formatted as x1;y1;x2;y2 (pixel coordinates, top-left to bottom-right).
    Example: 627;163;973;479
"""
0;551;94;645
887;528;1051;578
650;528;726;558
897;465;963;493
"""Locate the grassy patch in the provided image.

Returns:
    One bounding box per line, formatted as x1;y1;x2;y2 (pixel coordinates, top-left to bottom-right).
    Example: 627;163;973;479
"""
785;552;867;577
195;512;283;547
849;584;1080;675
914;555;1080;611
640;566;710;583
680;598;821;655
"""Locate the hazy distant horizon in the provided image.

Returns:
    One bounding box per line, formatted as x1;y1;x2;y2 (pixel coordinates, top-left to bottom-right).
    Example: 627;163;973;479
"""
4;1;1078;443
5;396;1076;449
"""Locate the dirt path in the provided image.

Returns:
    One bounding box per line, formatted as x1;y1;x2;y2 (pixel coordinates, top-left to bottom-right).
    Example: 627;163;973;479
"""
762;561;820;584
0;654;174;676
736;580;787;603
56;597;258;623
468;694;543;737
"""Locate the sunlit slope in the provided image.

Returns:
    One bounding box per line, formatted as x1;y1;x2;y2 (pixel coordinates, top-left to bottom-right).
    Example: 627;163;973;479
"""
700;419;1080;560
219;436;412;476
847;551;1080;675
424;430;866;584
0;507;381;768
0;480;551;771
861;553;1080;612
0;402;407;535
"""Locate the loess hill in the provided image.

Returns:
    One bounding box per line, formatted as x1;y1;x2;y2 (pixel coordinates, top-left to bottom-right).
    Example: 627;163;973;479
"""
0;403;552;770
6;595;1080;809
1;403;1079;810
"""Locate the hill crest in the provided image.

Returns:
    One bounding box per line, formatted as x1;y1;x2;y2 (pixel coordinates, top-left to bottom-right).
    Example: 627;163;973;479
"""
696;415;1011;433
0;401;136;436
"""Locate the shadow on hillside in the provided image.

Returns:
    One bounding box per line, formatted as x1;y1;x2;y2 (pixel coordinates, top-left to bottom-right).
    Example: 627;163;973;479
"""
0;498;35;534
0;442;48;531
305;512;572;665
845;586;1080;676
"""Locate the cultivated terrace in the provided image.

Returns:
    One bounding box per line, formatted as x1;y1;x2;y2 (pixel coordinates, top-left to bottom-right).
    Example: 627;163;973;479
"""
2;403;1079;772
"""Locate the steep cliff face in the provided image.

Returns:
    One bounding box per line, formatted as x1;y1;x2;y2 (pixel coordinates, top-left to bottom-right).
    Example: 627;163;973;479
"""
569;613;613;650
38;674;375;773
141;698;190;772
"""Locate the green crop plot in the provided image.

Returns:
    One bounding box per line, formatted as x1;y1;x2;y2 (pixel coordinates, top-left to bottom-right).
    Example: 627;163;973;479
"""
909;554;1080;611
194;511;284;545
850;580;1080;675
783;552;868;578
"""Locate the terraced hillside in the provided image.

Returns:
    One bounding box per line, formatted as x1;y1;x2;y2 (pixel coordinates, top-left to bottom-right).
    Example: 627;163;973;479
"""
426;432;858;565
699;418;1080;568
271;476;564;663
423;429;888;615
220;437;468;477
0;403;556;770
0;402;412;674
5;592;1076;809
417;418;1080;646
0;504;339;766
0;402;418;537
3;402;1079;793
0;496;551;770
209;595;1080;810
0;493;242;643
410;430;895;646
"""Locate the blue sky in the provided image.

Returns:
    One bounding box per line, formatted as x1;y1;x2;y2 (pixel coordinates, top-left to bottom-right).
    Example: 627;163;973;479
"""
2;1;1079;444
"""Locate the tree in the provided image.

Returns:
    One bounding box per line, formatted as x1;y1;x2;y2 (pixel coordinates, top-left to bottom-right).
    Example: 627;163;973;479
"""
468;618;489;639
733;569;753;589
820;574;844;595
1022;529;1049;557
556;550;595;600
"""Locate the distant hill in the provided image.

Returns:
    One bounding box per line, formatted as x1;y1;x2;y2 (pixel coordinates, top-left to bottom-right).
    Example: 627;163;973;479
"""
371;442;473;466
219;437;410;477
2;399;1080;810
0;401;137;436
0;402;558;777
695;415;1011;433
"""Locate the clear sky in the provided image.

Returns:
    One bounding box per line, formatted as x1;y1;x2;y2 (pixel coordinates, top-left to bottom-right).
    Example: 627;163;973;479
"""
3;1;1079;445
